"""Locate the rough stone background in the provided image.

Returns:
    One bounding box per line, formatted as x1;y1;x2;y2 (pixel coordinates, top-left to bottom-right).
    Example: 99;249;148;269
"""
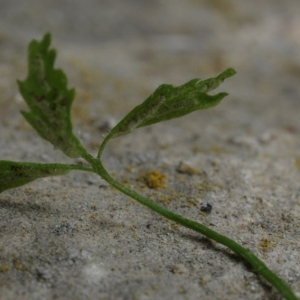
0;1;300;299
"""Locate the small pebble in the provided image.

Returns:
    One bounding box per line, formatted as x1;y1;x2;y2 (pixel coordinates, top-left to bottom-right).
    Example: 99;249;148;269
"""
200;203;212;214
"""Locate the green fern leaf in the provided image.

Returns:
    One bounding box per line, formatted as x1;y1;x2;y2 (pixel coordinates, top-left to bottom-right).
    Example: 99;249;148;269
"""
109;68;236;138
17;33;82;158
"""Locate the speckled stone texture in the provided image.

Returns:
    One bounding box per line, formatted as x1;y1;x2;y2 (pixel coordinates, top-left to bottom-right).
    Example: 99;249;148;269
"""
0;1;300;299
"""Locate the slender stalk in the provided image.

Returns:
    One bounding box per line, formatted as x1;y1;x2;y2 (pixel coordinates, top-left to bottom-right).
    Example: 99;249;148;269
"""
97;132;113;159
65;163;94;173
51;163;94;173
80;150;297;300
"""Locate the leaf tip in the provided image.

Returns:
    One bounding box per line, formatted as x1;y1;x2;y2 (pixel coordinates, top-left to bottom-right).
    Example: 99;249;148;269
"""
220;68;237;79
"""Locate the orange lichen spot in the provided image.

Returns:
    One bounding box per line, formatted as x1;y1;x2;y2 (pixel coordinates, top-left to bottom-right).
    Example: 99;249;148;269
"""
171;223;179;230
187;198;198;207
159;194;171;204
259;238;275;252
276;258;282;264
195;181;221;194
126;165;135;173
142;170;167;189
176;161;199;175
13;260;23;271
0;265;9;272
176;174;187;183
24;187;33;194
120;175;130;185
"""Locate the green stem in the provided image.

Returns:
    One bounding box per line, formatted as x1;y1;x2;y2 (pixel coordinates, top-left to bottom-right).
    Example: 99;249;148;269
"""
97;132;113;159
57;163;94;172
83;148;297;300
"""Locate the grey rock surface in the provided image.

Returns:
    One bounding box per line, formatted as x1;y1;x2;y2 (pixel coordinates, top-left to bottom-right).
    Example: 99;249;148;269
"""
0;1;300;299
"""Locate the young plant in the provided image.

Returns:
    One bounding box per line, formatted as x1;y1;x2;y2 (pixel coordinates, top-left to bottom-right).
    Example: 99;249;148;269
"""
0;33;297;300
